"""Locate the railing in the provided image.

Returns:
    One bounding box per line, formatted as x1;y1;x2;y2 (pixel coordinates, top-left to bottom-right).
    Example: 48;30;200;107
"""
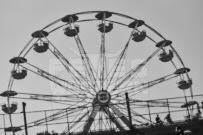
0;94;202;135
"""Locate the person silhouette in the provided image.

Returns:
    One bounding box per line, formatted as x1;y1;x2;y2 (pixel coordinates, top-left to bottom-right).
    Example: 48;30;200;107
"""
155;114;163;125
196;103;202;118
164;113;174;125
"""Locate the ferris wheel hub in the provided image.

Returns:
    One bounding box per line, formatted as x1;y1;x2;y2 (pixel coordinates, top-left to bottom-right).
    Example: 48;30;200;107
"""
95;90;111;106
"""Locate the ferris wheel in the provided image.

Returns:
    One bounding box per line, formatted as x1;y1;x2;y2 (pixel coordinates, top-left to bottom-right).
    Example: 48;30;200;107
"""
1;11;193;135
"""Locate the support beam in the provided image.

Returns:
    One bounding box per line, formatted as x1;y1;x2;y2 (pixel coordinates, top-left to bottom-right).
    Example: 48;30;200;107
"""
125;93;133;131
66;109;70;133
147;102;152;124
45;111;48;132
103;107;124;131
22;102;28;135
3;114;7;135
83;105;100;134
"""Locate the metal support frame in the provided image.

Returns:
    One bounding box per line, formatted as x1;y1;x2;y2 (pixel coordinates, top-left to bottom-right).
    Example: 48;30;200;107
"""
3;114;7;135
45;111;48;132
147;102;152;124
125;92;133;131
66;109;70;133
22;102;28;135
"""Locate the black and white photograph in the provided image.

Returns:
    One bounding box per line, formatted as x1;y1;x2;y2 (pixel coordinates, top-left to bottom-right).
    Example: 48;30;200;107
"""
0;1;203;135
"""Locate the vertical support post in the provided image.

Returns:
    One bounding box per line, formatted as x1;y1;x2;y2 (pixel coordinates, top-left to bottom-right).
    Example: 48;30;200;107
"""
183;91;190;119
22;102;28;135
147;102;152;124
3;114;7;135
125;92;133;131
66;108;70;133
45;111;48;132
167;99;170;114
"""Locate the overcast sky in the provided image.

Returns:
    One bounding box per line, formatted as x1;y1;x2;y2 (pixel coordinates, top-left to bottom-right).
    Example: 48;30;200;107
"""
0;0;203;134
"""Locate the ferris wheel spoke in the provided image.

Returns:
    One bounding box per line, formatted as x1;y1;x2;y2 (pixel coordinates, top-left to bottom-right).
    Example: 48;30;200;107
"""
48;42;89;85
64;108;91;133
111;73;178;99
109;103;144;133
102;112;111;130
20;63;89;97
63;97;90;110
9;96;87;106
99;32;107;90
110;46;164;93
127;74;179;98
109;102;134;130
106;20;147;91
98;111;102;131
68;16;99;92
103;107;124;131
98;13;108;90
115;103;150;125
106;32;134;91
29;96;86;103
48;48;95;96
99;111;110;131
46;39;95;95
69;19;99;91
83;105;100;134
103;110;116;130
18;92;86;99
74;35;99;91
92;111;106;131
10;96;71;106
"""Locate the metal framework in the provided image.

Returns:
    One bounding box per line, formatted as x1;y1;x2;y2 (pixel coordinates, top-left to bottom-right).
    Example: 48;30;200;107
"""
0;11;195;135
